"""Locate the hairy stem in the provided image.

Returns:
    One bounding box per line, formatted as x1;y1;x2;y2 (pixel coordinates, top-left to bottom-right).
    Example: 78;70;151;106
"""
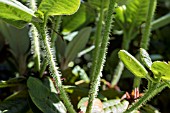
86;0;116;112
124;82;167;113
90;1;104;82
28;0;40;72
51;16;62;47
34;15;76;113
140;0;157;49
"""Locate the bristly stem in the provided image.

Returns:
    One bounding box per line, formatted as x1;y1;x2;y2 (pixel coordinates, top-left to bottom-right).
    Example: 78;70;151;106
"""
140;0;157;49
124;82;167;113
28;0;40;72
51;16;62;47
86;0;116;112
90;0;104;82
34;14;76;113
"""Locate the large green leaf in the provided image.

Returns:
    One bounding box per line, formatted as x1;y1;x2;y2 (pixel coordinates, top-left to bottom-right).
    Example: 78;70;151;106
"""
38;0;81;16
0;0;35;28
151;61;170;81
27;77;66;113
64;27;92;65
62;4;95;33
118;50;148;78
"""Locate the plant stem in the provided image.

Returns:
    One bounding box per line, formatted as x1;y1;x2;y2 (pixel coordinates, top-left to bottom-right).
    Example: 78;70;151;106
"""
51;16;62;47
39;59;48;78
151;13;170;30
124;82;167;113
34;15;76;113
90;1;104;82
140;0;157;49
28;0;40;72
134;0;157;89
86;0;115;112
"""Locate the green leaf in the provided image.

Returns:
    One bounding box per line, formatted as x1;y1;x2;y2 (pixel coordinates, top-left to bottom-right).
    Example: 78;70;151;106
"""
115;6;126;23
65;27;92;65
72;65;90;83
140;48;152;69
0;0;35;28
62;4;95;33
125;0;149;25
151;61;170;80
88;0;109;10
103;99;129;113
38;0;81;16
0;21;30;57
116;0;132;6
118;50;148;78
27;77;66;113
0;77;25;88
0;91;29;113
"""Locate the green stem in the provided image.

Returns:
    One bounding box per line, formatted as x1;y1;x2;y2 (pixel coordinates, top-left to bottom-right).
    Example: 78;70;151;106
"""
29;0;40;72
124;82;167;113
39;59;48;78
86;0;115;112
90;1;104;81
51;16;62;47
134;0;157;89
140;0;157;49
151;13;170;30
34;15;76;113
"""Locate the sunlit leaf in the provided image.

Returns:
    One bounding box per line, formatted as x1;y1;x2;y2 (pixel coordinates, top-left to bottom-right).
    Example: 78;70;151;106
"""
38;0;81;16
0;0;35;28
118;50;148;78
151;61;170;80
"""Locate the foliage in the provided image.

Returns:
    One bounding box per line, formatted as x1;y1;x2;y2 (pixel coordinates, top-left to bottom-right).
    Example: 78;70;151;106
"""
0;0;170;113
